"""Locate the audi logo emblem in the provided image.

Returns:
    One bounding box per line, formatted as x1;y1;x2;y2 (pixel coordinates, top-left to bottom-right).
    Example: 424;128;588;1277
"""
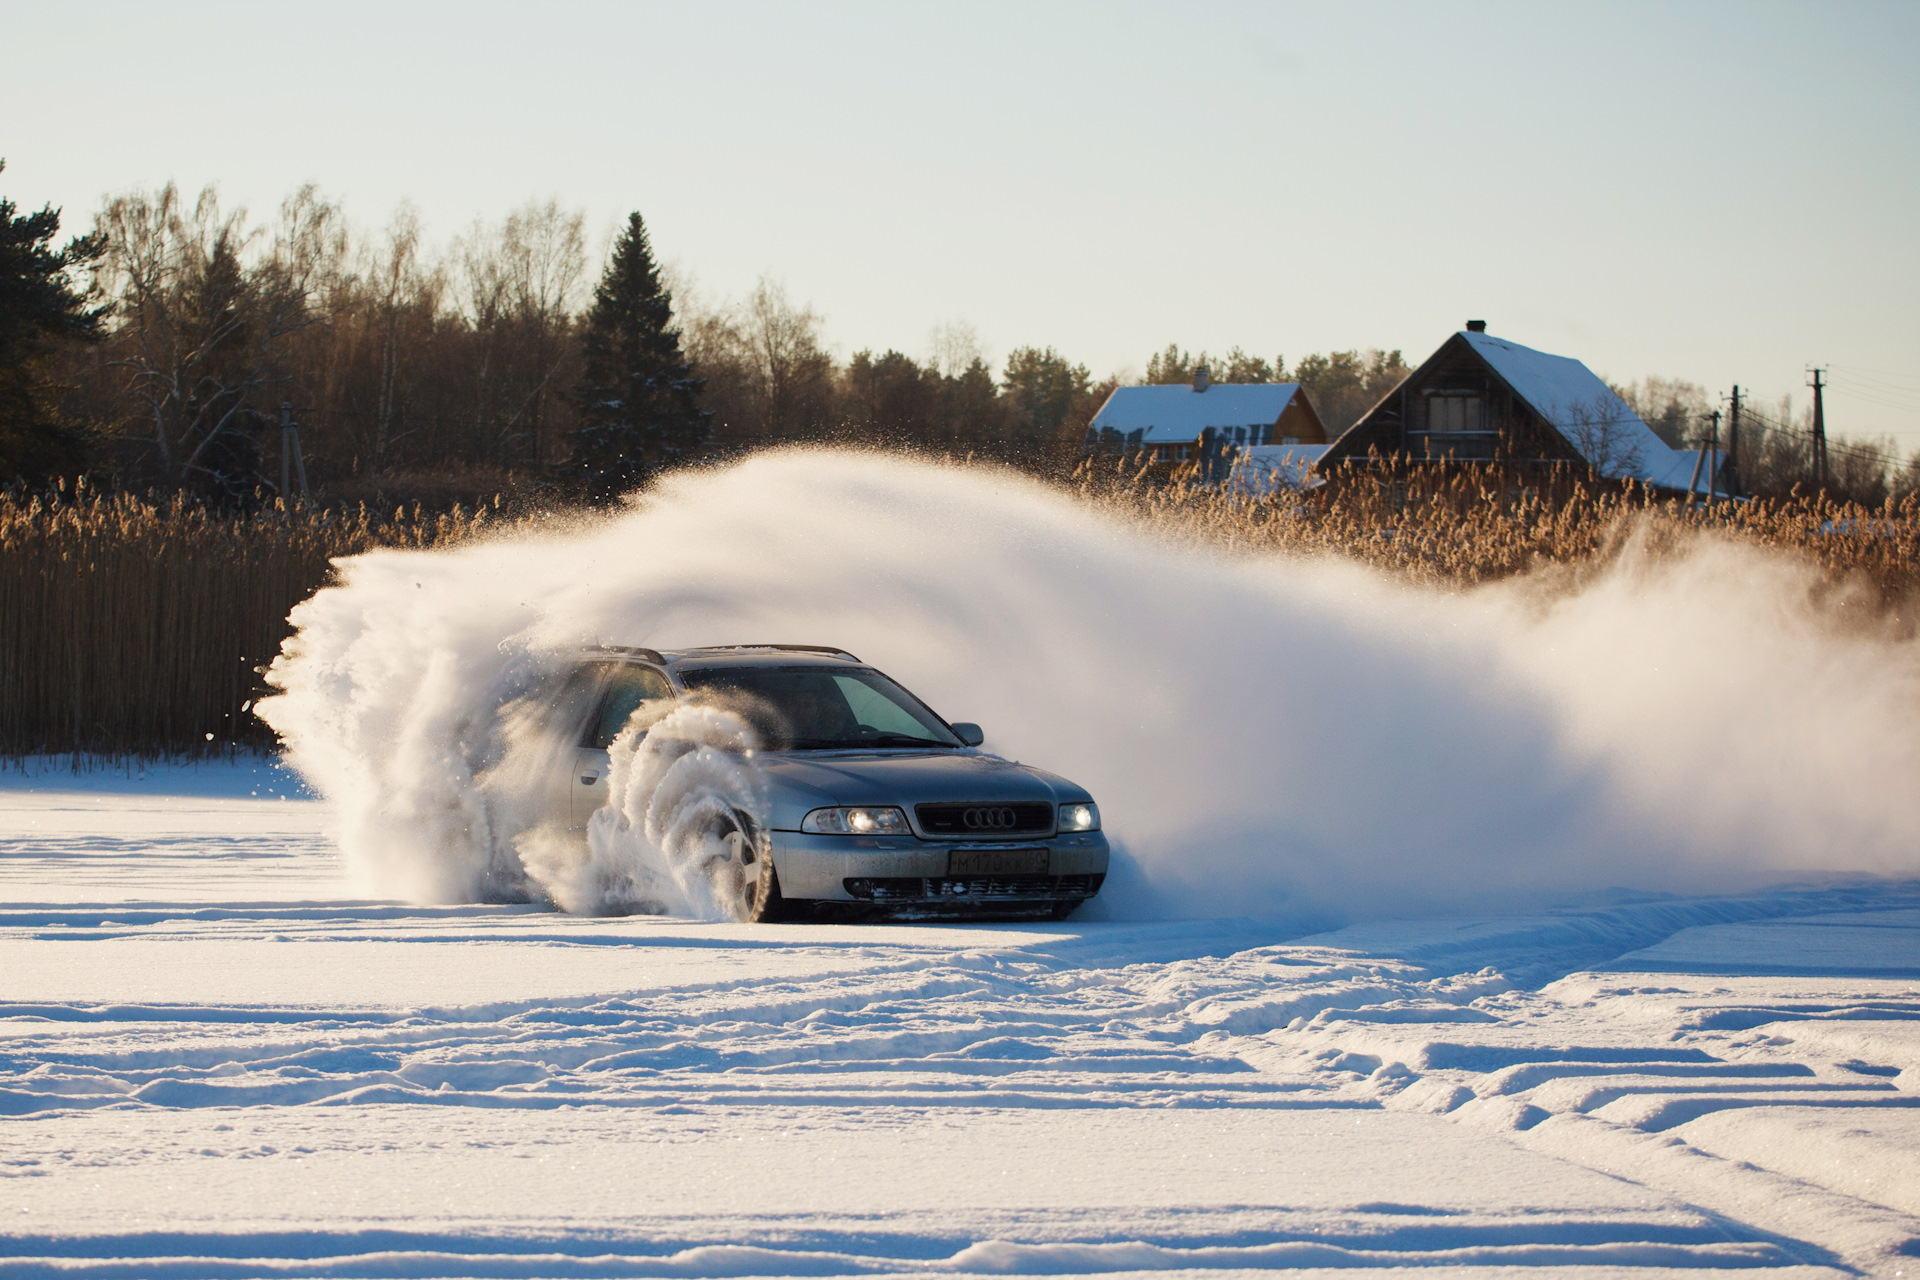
962;806;1020;830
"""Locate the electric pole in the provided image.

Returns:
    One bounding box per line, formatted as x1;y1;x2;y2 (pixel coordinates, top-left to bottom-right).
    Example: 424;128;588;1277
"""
1808;367;1828;490
1685;409;1712;502
1707;408;1721;501
279;402;310;508
1725;385;1742;499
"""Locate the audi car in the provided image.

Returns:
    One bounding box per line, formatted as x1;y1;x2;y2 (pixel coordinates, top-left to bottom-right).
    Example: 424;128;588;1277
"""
548;644;1108;921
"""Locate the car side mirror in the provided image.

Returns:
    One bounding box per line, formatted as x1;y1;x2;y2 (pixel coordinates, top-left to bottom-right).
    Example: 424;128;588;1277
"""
950;722;985;747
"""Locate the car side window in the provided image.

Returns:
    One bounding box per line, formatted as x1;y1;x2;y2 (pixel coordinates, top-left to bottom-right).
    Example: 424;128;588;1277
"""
833;674;929;737
585;665;674;749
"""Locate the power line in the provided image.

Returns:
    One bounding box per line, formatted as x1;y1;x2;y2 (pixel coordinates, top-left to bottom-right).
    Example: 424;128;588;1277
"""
1573;400;1914;472
1732;401;1912;472
1828;360;1920;392
1651;397;1908;469
1834;376;1920;404
1828;384;1920;415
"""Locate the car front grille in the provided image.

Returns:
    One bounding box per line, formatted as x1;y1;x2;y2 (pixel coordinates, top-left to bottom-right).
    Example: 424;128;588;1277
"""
844;874;1104;903
914;801;1055;838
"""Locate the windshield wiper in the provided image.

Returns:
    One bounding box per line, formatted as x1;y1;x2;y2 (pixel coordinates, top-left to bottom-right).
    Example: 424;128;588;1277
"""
782;735;952;750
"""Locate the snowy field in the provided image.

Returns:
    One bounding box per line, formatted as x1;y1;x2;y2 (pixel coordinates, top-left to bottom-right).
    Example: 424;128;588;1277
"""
4;764;1919;1278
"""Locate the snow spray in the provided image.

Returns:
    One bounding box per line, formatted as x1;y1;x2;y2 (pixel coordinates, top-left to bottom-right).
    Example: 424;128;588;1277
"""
583;703;765;918
258;450;1920;926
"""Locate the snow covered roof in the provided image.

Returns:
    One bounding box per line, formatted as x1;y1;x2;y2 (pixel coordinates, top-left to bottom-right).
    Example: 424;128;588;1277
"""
1089;384;1306;445
1460;331;1721;492
1229;444;1330;494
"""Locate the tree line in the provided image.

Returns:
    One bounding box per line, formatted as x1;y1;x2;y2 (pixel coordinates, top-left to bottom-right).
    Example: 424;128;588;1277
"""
3;171;1912;508
0;182;1117;503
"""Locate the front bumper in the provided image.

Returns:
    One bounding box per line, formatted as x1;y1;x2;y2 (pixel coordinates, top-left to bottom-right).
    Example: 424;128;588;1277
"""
770;830;1109;906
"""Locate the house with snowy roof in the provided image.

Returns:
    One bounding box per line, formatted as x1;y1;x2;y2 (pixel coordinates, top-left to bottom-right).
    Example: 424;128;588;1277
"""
1086;367;1328;473
1317;322;1725;495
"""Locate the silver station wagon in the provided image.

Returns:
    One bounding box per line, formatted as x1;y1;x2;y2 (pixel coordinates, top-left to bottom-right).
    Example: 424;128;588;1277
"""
554;645;1109;921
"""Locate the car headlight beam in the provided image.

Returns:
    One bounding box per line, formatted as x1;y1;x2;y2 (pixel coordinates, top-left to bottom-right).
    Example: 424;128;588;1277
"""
1058;802;1100;832
801;805;912;835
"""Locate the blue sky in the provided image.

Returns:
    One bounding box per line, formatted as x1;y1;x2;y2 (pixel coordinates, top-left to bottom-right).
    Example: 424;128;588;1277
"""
7;0;1918;443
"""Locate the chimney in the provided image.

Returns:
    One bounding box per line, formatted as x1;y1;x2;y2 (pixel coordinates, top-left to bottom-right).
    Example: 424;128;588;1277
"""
1465;319;1487;333
1192;364;1210;392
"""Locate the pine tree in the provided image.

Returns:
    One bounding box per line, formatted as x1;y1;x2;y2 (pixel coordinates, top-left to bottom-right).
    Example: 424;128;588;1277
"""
0;160;107;483
571;213;708;499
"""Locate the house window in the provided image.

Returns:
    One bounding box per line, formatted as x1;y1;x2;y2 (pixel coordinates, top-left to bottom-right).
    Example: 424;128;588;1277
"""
1427;394;1483;433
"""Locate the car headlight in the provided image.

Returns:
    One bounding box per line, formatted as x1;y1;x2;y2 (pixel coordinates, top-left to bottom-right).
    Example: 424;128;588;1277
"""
801;806;912;835
1058;802;1100;832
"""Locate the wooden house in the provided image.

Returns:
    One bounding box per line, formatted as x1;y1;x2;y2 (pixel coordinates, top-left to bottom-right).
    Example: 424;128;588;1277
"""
1087;366;1327;475
1316;323;1721;494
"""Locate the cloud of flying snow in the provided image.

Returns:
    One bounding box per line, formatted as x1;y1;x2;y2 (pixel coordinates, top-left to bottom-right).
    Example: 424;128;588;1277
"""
257;450;1920;926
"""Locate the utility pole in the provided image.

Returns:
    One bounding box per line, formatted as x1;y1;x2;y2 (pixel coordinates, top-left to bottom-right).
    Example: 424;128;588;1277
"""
279;402;310;508
1807;367;1828;490
1725;386;1742;498
1686;413;1709;502
1707;408;1721;502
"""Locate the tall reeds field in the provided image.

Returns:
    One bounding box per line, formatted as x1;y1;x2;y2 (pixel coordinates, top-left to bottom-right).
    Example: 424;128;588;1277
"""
0;482;491;760
4;453;1915;777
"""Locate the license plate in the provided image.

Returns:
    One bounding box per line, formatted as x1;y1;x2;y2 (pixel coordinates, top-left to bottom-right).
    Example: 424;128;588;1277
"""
948;848;1049;876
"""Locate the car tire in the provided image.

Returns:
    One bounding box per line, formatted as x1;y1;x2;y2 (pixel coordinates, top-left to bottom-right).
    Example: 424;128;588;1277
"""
746;859;794;924
716;809;791;924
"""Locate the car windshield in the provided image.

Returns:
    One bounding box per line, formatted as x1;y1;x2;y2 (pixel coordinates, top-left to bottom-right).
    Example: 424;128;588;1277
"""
676;665;961;751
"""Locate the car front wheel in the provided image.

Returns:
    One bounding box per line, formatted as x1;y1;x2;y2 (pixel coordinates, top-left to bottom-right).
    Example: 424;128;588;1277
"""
713;810;790;924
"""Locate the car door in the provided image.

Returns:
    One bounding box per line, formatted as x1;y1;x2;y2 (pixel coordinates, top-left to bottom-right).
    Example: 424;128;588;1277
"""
571;664;676;829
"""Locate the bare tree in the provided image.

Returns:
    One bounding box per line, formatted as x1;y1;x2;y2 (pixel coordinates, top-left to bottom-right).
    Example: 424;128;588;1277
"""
93;183;338;500
369;204;428;461
927;320;984;379
501;199;586;465
666;271;756;447
740;277;835;440
454;215;510;459
1611;376;1710;448
1562;392;1649;481
450;200;585;466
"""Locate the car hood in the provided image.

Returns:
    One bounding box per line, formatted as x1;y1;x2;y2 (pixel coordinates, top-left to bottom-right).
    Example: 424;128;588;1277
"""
758;750;1084;830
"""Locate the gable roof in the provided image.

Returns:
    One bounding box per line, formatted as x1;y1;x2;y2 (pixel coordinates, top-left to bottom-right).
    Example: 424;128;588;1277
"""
1458;331;1715;491
1325;330;1722;493
1090;383;1307;445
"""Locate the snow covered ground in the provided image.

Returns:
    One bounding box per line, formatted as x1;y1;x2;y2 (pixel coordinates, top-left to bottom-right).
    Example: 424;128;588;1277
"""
4;765;1919;1277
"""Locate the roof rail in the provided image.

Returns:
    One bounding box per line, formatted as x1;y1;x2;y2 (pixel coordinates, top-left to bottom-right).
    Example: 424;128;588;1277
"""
686;644;862;662
584;644;667;664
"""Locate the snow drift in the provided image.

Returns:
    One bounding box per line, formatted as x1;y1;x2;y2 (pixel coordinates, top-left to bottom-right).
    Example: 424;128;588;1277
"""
257;450;1920;926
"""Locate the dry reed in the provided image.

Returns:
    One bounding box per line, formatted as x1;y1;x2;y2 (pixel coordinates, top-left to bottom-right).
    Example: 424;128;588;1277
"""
5;461;1915;762
0;481;493;762
1069;457;1920;606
